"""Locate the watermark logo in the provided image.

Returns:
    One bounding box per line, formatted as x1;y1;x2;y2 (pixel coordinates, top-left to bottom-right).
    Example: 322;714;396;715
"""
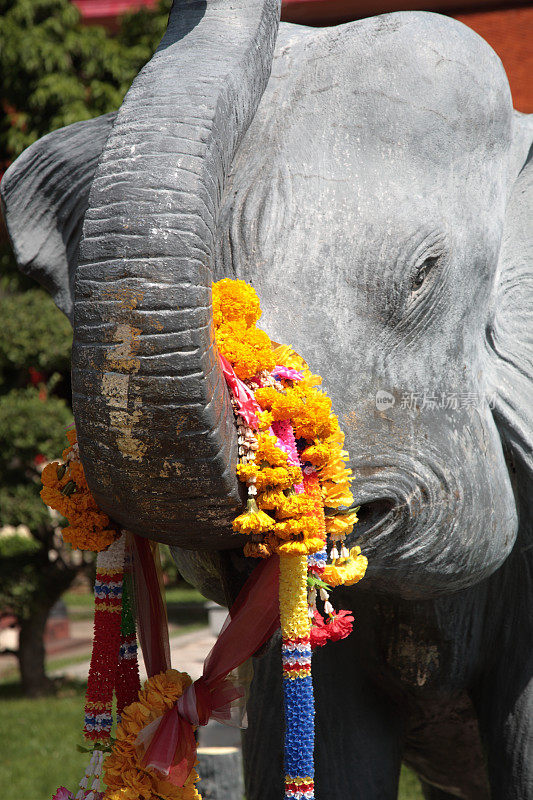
375;390;396;411
375;389;497;412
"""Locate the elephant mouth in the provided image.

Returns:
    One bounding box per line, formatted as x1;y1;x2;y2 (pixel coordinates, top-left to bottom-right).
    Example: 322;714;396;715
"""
346;498;397;545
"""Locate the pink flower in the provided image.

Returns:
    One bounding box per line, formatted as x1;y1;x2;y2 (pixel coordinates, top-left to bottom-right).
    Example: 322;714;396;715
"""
272;365;303;382
52;787;73;800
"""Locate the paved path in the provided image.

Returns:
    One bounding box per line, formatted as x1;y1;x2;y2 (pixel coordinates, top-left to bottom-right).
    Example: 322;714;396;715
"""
51;627;216;683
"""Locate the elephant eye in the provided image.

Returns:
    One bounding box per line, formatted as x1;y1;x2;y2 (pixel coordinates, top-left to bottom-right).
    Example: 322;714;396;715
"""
411;256;439;293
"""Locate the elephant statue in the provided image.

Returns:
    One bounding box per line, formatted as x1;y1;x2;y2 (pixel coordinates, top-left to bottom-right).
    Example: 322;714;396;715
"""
2;1;532;797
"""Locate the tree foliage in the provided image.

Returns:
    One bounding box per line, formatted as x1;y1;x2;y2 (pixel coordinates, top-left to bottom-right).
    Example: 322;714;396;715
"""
0;0;171;170
0;0;171;694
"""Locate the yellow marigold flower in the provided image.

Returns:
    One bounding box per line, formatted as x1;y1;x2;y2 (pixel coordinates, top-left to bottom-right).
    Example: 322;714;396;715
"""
289;385;333;441
254;465;301;492
274;516;320;540
212;278;262;328
104;669;200;800
255;433;289;467
321;480;354;508
216;321;275;380
275;494;314;520
325;510;358;537
254;386;294;419
232;499;275;535
236;463;259;483
323;547;368;587
275;537;325;556
319;455;352;483
300;443;331;467
257;410;274;431
257;489;287;510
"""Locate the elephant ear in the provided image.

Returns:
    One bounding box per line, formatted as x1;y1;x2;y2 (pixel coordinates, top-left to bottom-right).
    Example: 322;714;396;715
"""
0;112;117;320
486;111;533;477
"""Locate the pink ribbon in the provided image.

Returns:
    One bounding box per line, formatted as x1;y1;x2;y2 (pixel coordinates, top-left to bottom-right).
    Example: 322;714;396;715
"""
136;554;280;786
219;354;261;427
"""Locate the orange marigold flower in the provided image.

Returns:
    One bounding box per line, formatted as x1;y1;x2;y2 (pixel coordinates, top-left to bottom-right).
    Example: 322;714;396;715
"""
62;526;119;552
236;463;259;483
273;536;326;556
325;510;358;537
257;489;287;510
255;433;289;467
212;278;262;328
215;320;275;380
274;516;320;540
41;461;63;489
300;443;331;467
68;461;89;490
319;453;352;482
232;499;275;535
275;494;314;520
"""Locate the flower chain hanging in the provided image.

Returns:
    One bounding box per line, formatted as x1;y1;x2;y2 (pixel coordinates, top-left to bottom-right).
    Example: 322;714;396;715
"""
42;279;367;800
213;279;367;800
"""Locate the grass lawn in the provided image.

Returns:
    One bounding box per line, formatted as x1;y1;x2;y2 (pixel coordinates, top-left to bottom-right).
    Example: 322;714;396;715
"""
0;677;423;800
0;680;90;800
0;585;423;798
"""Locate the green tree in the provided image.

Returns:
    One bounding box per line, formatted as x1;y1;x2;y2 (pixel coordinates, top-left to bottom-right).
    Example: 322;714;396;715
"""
0;0;171;170
0;0;171;696
0;245;81;696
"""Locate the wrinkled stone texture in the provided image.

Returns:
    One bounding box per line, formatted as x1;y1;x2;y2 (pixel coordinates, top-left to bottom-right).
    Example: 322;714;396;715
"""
2;2;532;796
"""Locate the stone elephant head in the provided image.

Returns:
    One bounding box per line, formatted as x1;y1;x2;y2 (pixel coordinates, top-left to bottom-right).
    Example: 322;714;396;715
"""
2;0;532;601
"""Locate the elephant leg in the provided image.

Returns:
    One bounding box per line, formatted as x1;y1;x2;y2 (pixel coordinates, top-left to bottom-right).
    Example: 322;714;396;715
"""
472;654;533;799
243;632;403;800
242;635;285;800
313;632;403;799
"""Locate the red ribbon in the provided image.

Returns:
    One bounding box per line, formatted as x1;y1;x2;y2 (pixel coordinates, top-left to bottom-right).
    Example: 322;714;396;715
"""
219;354;261;427
131;534;171;678
136;554;280;786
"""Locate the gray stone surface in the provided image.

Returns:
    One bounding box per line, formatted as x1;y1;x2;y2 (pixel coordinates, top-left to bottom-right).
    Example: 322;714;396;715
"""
197;747;244;800
2;1;532;797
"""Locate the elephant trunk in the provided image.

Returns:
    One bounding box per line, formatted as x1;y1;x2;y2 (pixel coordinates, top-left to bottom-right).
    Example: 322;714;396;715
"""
72;0;280;547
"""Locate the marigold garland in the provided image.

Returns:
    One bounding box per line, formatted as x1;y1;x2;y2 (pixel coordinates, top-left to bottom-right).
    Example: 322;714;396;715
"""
40;429;120;552
104;670;201;800
212;278;368;800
